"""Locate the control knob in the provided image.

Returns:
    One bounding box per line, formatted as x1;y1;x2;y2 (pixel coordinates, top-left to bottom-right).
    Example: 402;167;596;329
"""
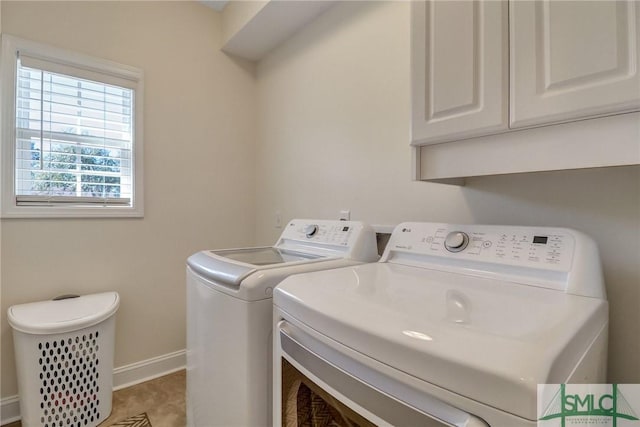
304;224;319;238
444;231;469;252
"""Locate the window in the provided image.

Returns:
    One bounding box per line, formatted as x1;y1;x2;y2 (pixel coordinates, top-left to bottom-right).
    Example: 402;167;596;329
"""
1;35;144;217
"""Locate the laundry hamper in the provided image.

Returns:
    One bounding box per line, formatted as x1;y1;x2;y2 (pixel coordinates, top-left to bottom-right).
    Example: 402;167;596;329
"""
8;292;120;427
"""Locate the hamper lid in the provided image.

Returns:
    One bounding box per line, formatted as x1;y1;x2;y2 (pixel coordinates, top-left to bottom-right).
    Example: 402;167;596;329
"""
7;292;120;335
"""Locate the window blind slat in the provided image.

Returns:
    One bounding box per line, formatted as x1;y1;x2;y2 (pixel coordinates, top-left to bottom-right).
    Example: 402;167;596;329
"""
16;151;131;165
17;115;132;135
17;89;132;111
19;53;139;90
17;166;130;176
16;195;131;205
17;105;131;124
17;129;132;149
20;180;125;190
18;73;132;100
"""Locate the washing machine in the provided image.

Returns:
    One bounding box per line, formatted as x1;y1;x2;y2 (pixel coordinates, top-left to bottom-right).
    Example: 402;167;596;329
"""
186;219;378;427
273;222;608;427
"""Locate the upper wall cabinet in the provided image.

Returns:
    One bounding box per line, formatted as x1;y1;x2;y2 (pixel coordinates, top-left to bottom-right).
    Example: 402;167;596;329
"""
411;1;508;145
510;1;640;128
412;0;640;181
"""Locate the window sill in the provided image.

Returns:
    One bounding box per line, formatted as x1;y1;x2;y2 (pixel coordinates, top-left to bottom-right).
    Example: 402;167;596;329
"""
1;205;144;219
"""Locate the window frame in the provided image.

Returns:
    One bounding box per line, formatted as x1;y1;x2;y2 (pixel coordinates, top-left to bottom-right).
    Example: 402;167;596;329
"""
1;34;144;218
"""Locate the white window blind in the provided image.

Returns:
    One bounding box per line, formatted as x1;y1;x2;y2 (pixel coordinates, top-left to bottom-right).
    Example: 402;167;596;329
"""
15;53;135;206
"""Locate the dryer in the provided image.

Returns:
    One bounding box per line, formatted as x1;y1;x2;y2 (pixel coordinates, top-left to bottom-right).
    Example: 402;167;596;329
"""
186;219;378;427
273;222;608;426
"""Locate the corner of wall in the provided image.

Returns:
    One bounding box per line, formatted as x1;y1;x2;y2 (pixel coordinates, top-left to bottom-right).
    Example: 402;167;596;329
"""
221;1;269;46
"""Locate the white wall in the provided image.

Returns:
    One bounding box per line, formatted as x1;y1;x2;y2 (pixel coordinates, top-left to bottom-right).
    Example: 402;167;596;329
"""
255;1;639;382
1;1;256;399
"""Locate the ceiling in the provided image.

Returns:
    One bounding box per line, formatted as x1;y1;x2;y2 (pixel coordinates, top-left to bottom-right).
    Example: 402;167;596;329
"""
200;1;229;12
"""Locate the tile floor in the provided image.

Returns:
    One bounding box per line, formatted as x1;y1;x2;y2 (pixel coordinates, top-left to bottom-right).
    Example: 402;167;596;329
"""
2;370;186;427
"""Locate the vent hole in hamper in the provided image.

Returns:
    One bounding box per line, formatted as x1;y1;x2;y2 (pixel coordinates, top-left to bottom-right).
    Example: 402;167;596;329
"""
36;331;102;427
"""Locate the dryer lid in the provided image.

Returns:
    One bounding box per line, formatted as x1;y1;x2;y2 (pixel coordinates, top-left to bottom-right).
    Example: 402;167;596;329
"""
274;263;608;421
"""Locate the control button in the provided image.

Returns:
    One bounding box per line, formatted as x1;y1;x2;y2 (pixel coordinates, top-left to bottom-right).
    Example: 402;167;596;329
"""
304;224;318;238
444;231;469;253
482;240;493;248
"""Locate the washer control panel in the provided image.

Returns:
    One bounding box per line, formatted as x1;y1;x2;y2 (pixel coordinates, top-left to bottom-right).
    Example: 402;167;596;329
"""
444;231;469;252
386;223;575;272
281;220;359;247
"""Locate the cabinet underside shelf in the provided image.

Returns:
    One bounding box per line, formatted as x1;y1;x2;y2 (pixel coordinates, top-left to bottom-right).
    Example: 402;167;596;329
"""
414;112;640;183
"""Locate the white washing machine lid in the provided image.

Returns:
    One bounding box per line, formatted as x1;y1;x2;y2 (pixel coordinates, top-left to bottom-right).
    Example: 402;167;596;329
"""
273;263;608;421
187;246;330;286
187;219;379;289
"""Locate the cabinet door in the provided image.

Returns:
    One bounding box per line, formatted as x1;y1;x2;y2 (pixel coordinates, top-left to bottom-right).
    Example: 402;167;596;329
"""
510;0;640;128
411;0;508;146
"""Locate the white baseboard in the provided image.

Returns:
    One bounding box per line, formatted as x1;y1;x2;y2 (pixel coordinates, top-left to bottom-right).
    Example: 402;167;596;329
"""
1;349;186;425
113;349;186;390
0;395;20;425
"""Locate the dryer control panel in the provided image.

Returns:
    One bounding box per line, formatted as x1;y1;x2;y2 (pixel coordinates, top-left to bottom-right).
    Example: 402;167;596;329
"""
385;223;574;271
381;222;604;298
